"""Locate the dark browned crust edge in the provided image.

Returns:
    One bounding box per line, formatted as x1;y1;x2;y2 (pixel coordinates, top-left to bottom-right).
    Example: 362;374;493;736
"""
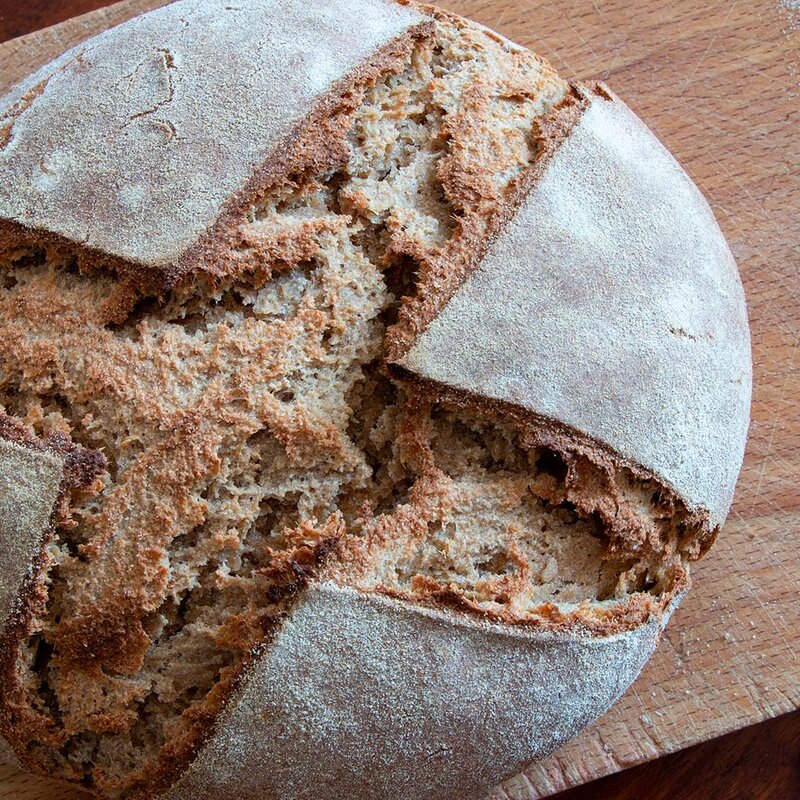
389;366;715;549
326;365;706;640
0;221;150;299
370;575;685;637
0;414;106;776
383;79;593;364
175;18;436;288
131;527;349;800
0;19;435;307
0;414;106;497
114;20;446;800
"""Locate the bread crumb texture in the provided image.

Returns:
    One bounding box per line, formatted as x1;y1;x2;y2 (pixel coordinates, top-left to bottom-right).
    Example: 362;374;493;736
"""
0;7;702;798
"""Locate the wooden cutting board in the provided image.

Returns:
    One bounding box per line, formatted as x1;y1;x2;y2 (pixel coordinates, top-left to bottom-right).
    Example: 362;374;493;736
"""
0;1;798;798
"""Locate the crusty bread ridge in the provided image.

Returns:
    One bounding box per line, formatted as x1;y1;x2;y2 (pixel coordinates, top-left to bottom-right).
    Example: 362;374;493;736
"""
0;418;104;634
0;440;62;632
0;421;104;771
163;583;680;800
0;0;751;798
391;83;751;529
0;0;429;289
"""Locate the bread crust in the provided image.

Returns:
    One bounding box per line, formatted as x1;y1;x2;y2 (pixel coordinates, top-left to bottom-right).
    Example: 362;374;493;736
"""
0;416;105;770
0;416;105;634
161;581;679;800
384;77;590;364
392;86;751;528
0;0;430;293
0;434;61;768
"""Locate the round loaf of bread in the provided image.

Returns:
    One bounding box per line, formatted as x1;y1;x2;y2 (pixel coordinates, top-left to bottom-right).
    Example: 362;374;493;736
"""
0;1;751;799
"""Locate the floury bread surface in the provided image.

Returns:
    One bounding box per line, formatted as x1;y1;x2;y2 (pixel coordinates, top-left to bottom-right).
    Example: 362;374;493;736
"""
0;1;751;799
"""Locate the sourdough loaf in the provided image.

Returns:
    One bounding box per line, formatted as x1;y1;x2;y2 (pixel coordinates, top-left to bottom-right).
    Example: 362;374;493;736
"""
0;1;751;799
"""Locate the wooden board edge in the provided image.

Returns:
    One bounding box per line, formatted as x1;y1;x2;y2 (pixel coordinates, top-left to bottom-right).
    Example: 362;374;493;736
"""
0;0;170;94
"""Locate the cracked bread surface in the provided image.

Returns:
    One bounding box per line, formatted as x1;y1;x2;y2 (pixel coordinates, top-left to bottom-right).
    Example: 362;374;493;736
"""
0;0;427;280
0;1;750;799
0;440;62;631
393;88;751;529
161;583;676;800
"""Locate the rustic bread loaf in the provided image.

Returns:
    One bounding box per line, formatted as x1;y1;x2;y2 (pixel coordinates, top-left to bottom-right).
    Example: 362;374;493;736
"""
0;1;751;799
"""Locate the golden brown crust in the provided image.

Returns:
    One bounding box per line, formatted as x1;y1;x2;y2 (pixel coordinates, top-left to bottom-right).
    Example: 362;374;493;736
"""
129;519;347;800
326;376;695;638
178;22;436;291
388;369;713;556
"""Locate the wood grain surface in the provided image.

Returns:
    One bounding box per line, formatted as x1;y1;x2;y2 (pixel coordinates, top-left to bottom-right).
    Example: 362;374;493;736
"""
0;1;798;799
